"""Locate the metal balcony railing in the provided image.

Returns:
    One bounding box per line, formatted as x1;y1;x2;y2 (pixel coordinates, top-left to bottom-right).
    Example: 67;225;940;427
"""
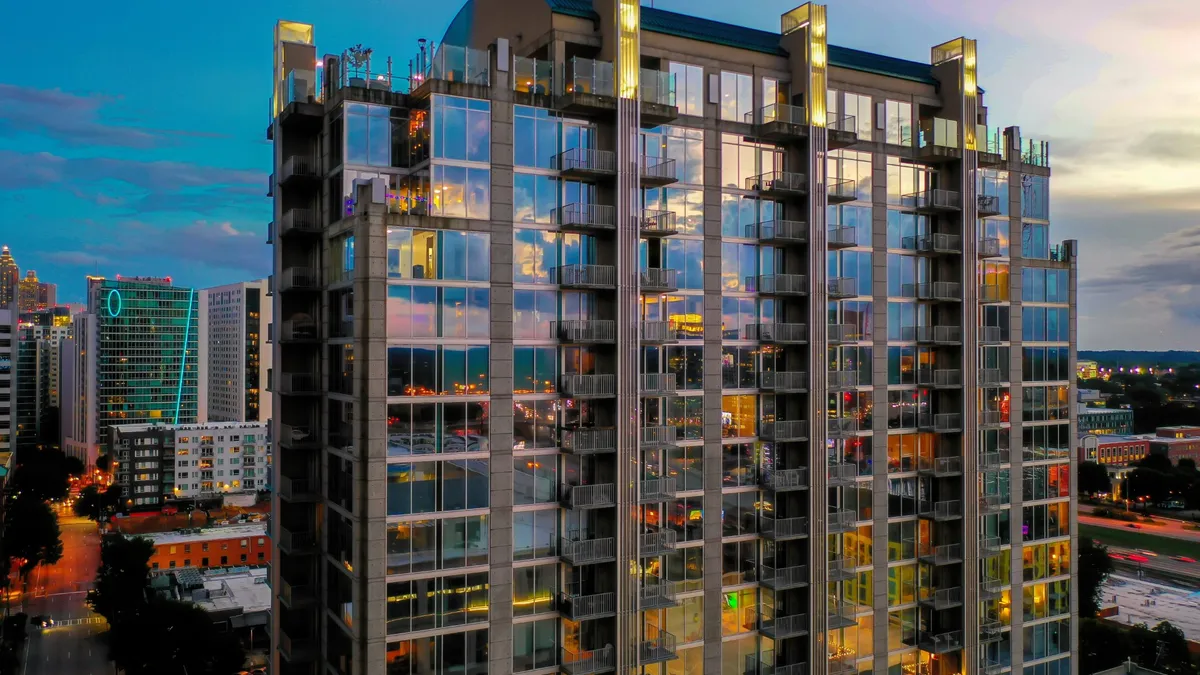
981;494;1005;513
280;155;318;182
556;319;616;343
827;323;857;344
915;281;963;301
827;179;857;203
279;318;317;342
760;564;809;591
919;586;964;610
977;194;1002;216
828;276;857;298
827;600;859;629
752;102;807;126
639;579;680;609
747;171;808;194
640;372;678;396
760;371;808;393
828;509;857;533
918;456;963;476
760;516;809;541
980;284;1004;303
279;630;317;662
559;586;616;621
828;556;856;581
980;449;1011;470
979;237;1002;258
640;68;676;107
982;575;1005;598
278;579;315;609
639;530;678;557
905;189;961;211
640;321;675;344
919;233;962;254
919;500;963;521
919;630;964;654
561;428;617;455
279;266;318;292
918;413;963;433
828;463;857;486
918;368;962;388
827;226;857;249
639;208;678;236
641;157;678;184
279;207;320;236
640;267;679;293
562;646;616;675
916;325;962;344
918;543;963;565
558;203;616;231
828;418;859;438
560;535;616;565
828;370;859;390
981;536;1003;555
980;410;1004;428
639;631;678;664
745;323;808;344
980;325;1002;344
980;622;1004;643
278;373;318;394
828;657;857;675
754;273;809;296
560;483;616;510
980;368;1005;386
639;477;678;503
560;373;616;398
982;660;1005;675
277;527;317;555
760;613;809;640
553;148;616;174
553;264;616;288
279;423;318;450
762;467;807;492
760;420;809;442
757;219;808;244
278;476;318;502
641;425;679;449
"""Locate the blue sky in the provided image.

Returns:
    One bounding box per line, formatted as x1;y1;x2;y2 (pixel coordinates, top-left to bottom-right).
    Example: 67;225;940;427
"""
2;0;1198;348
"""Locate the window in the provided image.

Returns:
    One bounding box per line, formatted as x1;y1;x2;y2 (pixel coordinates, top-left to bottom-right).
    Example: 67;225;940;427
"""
670;62;704;116
432;95;490;162
645;187;703;235
721;133;779;189
514;105;561;168
721;347;757;389
721;243;758;292
513;172;560;224
386;461;489;515
513;510;558;560
514;618;558;671
513;564;557;616
514;455;557;504
387;345;490;396
720;71;752;122
662;239;703;289
884;100;913;146
721;395;757;438
827;150;872;202
428;165;490;219
1021;175;1050;220
642;126;703;185
388;285;489;338
720;297;757;340
722;194;779;238
513;230;598;284
386;228;490;281
386;402;490;455
514;347;557;394
387;572;489;635
345;103;394;166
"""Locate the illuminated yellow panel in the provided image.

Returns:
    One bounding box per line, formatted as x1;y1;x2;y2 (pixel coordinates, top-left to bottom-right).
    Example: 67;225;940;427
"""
618;0;640;99
962;39;978;150
809;4;827;127
273;19;315;116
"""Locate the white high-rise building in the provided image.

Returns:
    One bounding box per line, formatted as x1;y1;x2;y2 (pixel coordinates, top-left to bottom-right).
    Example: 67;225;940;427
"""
62;312;97;466
199;280;272;423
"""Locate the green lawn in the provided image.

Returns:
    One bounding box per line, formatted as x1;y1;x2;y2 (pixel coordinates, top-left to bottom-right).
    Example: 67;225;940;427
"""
1080;523;1200;558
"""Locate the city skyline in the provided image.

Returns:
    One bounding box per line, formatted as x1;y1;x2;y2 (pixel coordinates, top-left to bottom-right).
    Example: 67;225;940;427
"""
0;0;1194;348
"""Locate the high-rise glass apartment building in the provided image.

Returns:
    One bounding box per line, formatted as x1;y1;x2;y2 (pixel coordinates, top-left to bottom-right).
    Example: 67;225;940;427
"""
268;3;1077;675
199;280;272;423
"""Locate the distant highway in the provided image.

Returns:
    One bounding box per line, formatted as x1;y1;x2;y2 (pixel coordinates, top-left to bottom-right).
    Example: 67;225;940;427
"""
1080;504;1200;543
1108;546;1200;585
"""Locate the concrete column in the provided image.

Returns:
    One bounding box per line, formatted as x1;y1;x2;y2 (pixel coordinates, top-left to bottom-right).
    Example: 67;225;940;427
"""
869;151;891;675
702;122;725;672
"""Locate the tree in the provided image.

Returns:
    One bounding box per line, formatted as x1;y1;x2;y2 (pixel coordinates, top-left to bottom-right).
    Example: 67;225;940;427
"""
95;454;111;473
1139;621;1196;675
1081;619;1136;675
89;534;155;629
1079;537;1114;618
1128;467;1171;506
1078;461;1112;496
72;485;122;522
1138;453;1174;473
64;455;84;478
1;499;62;578
108;599;245;675
9;449;75;502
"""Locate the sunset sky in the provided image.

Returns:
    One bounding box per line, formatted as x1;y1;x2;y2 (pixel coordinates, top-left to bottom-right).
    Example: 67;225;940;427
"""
1;0;1197;349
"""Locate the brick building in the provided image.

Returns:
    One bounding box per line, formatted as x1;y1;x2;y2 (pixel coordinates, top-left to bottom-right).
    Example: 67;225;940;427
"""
143;523;270;570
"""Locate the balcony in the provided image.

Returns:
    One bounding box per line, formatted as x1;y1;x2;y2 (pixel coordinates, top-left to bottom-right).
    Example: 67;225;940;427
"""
279;424;318;450
980;622;1004;643
562;428;617;455
917;233;962;254
556;57;615;114
761;516;809;541
279;155;319;185
747;654;809;675
827;226;858;249
916;326;962;344
561;534;616;565
757;219;808;245
982;660;1006;675
754;274;808;296
760;420;809;442
919;630;964;655
556;319;616;344
278;373;319;395
639;632;679;664
745;323;808;344
559;586;615;622
980;411;1005;428
560;483;616;510
981;494;1005;513
980;325;1002;344
918;543;963;565
640;579;680;610
904;189;961;213
760;564;809;591
639;208;679;237
760;613;809;640
828;510;857;533
828;601;859;629
639;477;678;503
914;281;963;302
980;449;1010;470
828;418;860;439
640;68;679;125
641;425;679;450
553;148;616;179
828;658;857;675
750;103;809;142
640;530;678;557
279;207;320;237
762;468;808;493
279;267;318;293
640;267;679;293
918;456;963;477
553;264;616;289
641;157;678;186
981;575;1005;598
279;630;317;663
828;556;856;582
278;476;319;502
828;370;859;391
558;203;616;233
980;284;1004;304
923;412;965;436
279;318;318;343
980;368;1005;386
827;179;857;204
919;586;964;610
278;579;316;609
918;368;962;389
977;194;1002;217
828;276;857;298
640;321;676;344
916;118;961;163
827;112;859;149
641;372;678;396
562;646;616;675
560;374;616;398
828;463;857;487
977;238;1003;260
760;371;807;393
277;527;317;555
919;500;963;521
411;44;490;98
747;171;808;197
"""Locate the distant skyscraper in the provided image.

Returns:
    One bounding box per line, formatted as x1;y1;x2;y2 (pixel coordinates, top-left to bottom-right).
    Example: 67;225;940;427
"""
17;270;55;314
199;280;272;423
0;307;15;460
63;276;198;469
14;320;68;452
0;246;17;310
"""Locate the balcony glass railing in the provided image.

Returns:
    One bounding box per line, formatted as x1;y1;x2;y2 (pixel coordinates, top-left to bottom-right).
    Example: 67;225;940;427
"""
513;56;553;95
420;44;489;88
919;117;959;149
750;103;807;126
978;125;1005;157
1022;137;1050;167
565;57;614;97
640;69;676;106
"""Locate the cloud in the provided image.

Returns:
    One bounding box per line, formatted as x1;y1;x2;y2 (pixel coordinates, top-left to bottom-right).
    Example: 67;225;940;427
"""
42;251;113;268
60;220;270;279
0;84;225;148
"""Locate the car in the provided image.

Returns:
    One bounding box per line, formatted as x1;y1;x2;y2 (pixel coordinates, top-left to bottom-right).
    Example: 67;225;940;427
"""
1136;549;1159;557
1126;523;1142;529
1109;553;1126;560
29;615;53;628
1175;556;1196;563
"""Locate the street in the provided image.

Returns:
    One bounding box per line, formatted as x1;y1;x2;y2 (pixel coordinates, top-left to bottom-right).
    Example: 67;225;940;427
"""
1080;504;1200;543
19;515;110;675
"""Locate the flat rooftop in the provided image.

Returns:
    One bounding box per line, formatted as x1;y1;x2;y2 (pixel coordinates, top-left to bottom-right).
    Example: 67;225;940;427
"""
179;567;271;614
142;522;268;547
1093;435;1153;444
111;420;269;434
1079;405;1133;416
